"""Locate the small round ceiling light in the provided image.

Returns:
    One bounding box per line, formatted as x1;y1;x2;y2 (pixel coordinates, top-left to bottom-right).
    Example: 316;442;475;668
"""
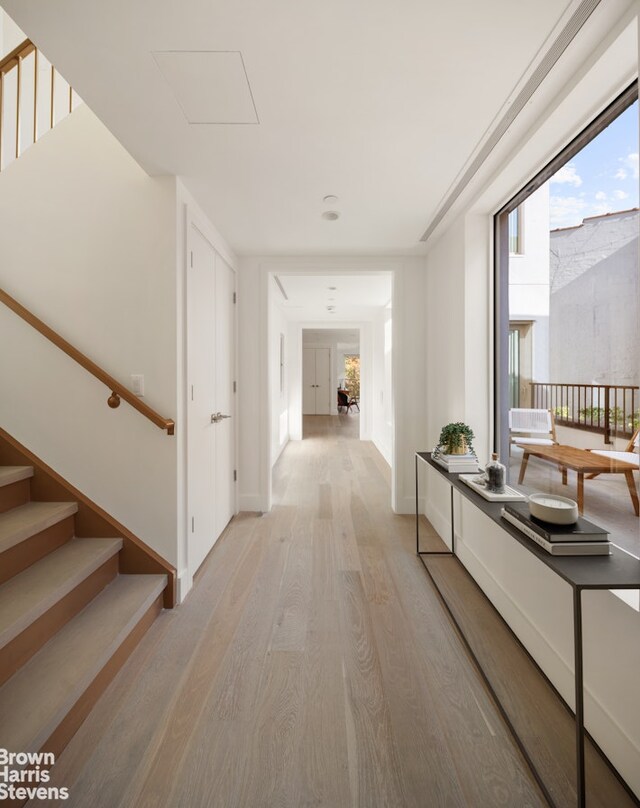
322;211;340;221
323;195;339;204
327;286;337;290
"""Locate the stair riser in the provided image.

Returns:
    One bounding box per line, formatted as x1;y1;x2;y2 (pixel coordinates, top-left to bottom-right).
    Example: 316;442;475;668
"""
0;517;75;585
0;555;119;687
1;594;162;808
0;479;30;515
42;593;162;758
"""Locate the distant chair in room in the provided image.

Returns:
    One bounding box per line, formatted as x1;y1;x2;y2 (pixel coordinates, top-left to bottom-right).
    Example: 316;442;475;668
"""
509;408;557;454
586;428;640;478
337;389;359;413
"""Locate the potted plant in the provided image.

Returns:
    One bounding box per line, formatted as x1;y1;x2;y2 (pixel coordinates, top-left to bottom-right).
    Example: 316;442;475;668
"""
438;422;475;455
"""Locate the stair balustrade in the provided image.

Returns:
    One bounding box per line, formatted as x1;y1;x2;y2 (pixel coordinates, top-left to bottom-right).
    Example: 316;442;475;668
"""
0;38;77;172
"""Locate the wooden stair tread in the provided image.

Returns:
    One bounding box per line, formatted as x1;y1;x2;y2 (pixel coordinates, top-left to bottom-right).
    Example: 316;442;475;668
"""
0;467;33;488
0;574;166;754
0;538;123;650
0;501;78;554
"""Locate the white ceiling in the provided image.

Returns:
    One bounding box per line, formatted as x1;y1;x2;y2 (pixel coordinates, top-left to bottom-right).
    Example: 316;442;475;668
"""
3;0;579;255
275;273;391;322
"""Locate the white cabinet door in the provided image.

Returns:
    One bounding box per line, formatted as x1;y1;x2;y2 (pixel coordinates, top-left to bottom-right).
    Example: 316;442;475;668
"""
302;348;331;414
302;348;317;415
187;225;217;574
314;348;331;414
187;226;236;576
214;253;235;539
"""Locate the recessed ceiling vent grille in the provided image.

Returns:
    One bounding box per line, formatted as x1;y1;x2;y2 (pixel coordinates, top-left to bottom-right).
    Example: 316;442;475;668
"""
420;0;602;243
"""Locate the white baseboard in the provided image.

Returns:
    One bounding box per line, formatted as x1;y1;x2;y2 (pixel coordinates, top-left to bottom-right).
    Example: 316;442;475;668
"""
176;567;193;604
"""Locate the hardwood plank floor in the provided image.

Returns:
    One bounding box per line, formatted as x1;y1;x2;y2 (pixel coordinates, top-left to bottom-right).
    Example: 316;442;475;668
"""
39;414;555;807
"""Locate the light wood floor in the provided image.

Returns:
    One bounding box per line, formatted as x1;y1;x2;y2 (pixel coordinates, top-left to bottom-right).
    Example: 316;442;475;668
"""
40;415;550;807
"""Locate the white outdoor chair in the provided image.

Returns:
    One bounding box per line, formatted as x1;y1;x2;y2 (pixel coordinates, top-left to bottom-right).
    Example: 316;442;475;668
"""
509;408;557;454
587;428;639;477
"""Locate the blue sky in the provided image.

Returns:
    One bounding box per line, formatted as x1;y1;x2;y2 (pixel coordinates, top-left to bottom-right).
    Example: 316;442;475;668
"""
549;101;638;229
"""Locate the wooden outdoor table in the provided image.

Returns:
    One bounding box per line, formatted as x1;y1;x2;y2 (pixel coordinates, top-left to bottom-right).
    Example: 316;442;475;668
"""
516;443;639;516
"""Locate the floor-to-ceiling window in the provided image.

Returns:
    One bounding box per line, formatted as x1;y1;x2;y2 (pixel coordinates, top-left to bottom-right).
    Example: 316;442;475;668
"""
495;83;639;554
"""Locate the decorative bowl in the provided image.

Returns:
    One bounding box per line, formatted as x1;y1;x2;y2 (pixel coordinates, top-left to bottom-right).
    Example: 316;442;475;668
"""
528;493;579;525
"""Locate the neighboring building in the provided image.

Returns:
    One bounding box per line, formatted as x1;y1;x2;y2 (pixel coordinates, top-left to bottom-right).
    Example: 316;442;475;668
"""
550;208;639;386
508;182;550;407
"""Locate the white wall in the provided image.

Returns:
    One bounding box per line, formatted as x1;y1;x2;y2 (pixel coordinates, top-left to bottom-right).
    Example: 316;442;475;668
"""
270;278;290;465
422;12;640;793
550;209;639;385
508;182;551;385
371;306;392;465
0;104;179;564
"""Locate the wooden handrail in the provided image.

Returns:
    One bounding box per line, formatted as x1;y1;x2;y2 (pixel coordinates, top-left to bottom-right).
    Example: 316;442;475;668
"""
0;288;175;435
0;39;35;75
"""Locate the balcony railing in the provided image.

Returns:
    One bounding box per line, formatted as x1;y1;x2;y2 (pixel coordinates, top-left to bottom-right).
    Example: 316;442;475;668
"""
530;382;639;443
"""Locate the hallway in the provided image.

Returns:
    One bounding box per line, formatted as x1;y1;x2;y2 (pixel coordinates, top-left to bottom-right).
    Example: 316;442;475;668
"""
42;417;545;807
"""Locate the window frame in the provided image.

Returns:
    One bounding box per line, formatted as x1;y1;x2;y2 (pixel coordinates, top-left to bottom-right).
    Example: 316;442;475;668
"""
493;81;638;464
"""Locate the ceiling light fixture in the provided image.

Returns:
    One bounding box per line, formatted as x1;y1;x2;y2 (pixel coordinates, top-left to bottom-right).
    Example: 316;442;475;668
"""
328;286;337;290
322;211;339;221
323;195;338;204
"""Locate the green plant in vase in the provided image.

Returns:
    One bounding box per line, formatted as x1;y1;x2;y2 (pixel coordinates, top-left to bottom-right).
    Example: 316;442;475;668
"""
438;422;475;455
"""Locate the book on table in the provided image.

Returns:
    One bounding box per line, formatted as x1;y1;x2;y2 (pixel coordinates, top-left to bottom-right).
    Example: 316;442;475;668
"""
502;503;608;542
432;452;479;473
501;507;611;556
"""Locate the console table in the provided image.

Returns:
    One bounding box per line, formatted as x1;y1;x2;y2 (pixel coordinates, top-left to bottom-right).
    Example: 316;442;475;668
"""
415;451;640;808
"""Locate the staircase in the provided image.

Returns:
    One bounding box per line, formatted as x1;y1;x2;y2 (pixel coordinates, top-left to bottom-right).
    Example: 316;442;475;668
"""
0;461;168;776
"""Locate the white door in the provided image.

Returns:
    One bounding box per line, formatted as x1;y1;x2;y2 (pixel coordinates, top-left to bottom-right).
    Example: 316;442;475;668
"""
187;226;236;575
314;348;331;414
302;348;317;415
214;254;235;538
302;348;331;414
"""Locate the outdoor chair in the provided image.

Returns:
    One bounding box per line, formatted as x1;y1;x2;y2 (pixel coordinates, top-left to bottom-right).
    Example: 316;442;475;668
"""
509;408;557;455
586;428;639;478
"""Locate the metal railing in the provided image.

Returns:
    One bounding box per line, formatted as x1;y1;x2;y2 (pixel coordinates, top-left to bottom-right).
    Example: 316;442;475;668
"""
530;382;639;443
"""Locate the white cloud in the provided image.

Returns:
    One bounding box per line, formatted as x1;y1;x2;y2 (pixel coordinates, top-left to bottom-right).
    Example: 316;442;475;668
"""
549;195;588;228
616;153;639;181
613;189;629;201
594;191;607;201
551;164;582;187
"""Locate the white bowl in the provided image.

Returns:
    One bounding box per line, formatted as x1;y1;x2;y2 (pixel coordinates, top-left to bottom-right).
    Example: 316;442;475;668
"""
528;493;579;525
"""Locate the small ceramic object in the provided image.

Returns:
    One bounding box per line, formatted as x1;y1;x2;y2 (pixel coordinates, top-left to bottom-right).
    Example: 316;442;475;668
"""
528;493;579;525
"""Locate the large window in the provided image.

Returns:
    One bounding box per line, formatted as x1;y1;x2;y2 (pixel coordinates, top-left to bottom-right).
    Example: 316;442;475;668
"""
495;84;639;555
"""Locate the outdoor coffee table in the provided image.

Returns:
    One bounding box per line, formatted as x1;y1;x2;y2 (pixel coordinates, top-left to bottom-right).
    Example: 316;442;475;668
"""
516;444;639;516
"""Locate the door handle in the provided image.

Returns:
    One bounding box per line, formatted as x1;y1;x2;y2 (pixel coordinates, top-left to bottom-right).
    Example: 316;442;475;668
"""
211;412;232;423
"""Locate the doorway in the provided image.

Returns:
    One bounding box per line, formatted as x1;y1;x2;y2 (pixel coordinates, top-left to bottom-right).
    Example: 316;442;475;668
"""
186;224;236;575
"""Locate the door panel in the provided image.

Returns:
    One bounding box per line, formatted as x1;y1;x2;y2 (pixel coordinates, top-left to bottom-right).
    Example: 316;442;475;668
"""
187;226;216;573
314;348;331;414
214;254;235;538
302;348;316;415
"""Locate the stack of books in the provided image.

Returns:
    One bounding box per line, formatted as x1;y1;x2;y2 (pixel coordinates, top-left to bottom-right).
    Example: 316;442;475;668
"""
501;503;611;556
432;451;479;473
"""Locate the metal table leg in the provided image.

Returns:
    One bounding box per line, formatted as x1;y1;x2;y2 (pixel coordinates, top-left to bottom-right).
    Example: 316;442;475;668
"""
574;586;585;808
